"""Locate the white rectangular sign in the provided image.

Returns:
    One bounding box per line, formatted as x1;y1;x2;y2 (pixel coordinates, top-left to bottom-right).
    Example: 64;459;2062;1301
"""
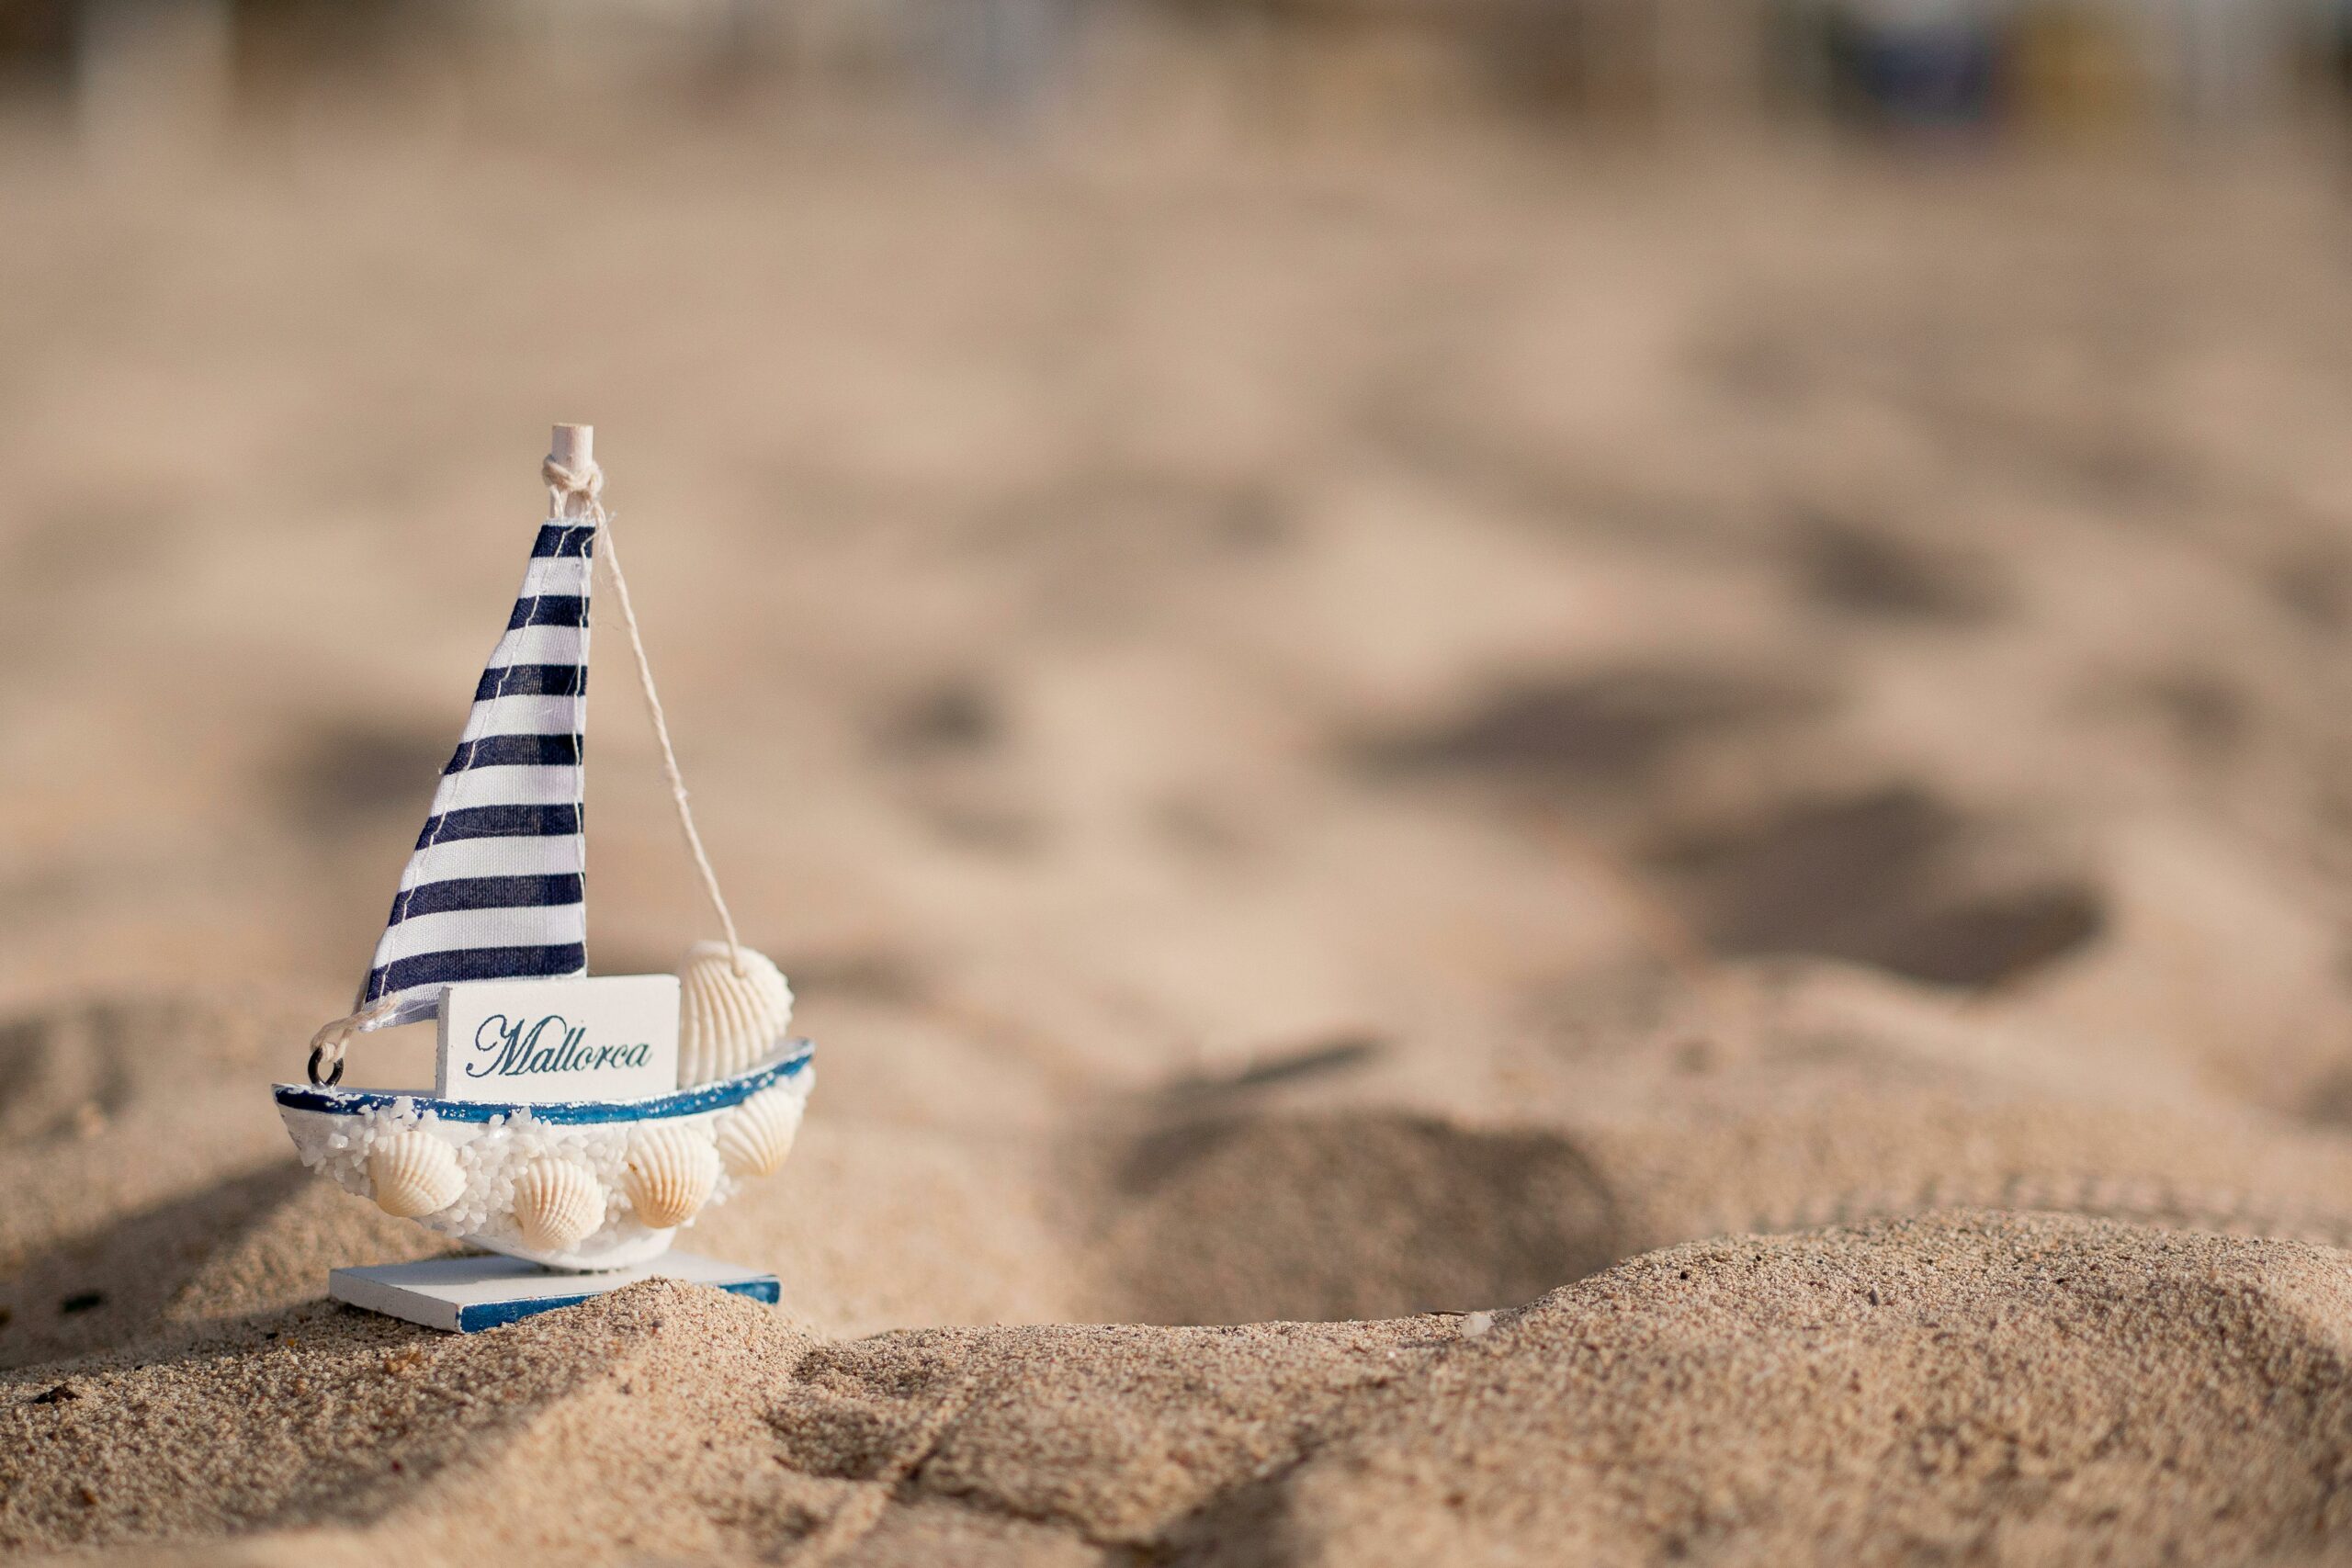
435;975;681;1103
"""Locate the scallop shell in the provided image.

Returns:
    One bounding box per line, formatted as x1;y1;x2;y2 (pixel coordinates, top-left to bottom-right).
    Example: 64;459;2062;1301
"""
624;1126;720;1229
678;941;794;1087
716;1087;802;1179
368;1130;465;1218
512;1157;605;1253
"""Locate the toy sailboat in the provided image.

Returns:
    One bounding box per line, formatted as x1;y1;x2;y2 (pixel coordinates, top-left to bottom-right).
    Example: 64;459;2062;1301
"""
274;426;812;1272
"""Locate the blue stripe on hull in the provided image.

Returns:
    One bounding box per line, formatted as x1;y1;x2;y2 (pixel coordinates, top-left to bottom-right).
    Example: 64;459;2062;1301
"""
274;1040;814;1122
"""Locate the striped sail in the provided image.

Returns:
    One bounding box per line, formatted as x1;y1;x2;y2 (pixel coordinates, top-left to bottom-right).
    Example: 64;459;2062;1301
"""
358;516;597;1028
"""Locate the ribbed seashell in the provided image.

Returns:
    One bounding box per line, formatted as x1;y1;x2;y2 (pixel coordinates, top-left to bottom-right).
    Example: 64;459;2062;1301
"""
511;1157;605;1253
677;941;794;1088
716;1087;802;1179
368;1130;465;1219
624;1125;720;1229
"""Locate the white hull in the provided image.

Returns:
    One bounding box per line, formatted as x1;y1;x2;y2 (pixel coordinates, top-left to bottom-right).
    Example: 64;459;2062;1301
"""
275;1041;812;1272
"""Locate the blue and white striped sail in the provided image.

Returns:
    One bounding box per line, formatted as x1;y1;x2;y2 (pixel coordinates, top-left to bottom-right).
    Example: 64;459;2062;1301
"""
357;515;598;1028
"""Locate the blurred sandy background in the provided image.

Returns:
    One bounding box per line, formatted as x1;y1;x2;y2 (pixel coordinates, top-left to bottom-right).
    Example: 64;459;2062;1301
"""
14;3;2352;1563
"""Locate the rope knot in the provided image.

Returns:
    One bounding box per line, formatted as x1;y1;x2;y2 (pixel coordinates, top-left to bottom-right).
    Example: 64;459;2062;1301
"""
542;455;605;504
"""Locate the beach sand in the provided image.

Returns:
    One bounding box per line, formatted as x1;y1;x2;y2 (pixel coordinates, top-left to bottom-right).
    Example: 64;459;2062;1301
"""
7;105;2352;1562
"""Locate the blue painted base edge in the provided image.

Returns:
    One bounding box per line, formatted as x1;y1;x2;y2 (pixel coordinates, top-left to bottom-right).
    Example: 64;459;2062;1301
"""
453;1274;780;1332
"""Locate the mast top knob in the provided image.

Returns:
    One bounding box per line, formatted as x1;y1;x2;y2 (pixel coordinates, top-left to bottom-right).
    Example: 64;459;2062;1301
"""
549;423;593;471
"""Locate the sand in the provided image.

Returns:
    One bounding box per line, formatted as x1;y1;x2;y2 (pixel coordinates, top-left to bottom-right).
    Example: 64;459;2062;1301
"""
9;96;2352;1562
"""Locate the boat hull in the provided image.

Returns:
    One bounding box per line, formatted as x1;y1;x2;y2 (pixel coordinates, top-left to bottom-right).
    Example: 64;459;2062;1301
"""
275;1040;813;1272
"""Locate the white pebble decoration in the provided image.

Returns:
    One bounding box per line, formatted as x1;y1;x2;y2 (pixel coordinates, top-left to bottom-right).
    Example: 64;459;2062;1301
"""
716;1087;802;1178
624;1125;720;1229
677;941;793;1087
368;1130;465;1219
512;1156;605;1253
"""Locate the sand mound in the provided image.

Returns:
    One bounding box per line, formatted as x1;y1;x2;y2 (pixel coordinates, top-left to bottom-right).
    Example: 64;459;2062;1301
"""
11;1215;2352;1565
3;1281;820;1559
17;967;2352;1566
1257;1213;2352;1566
